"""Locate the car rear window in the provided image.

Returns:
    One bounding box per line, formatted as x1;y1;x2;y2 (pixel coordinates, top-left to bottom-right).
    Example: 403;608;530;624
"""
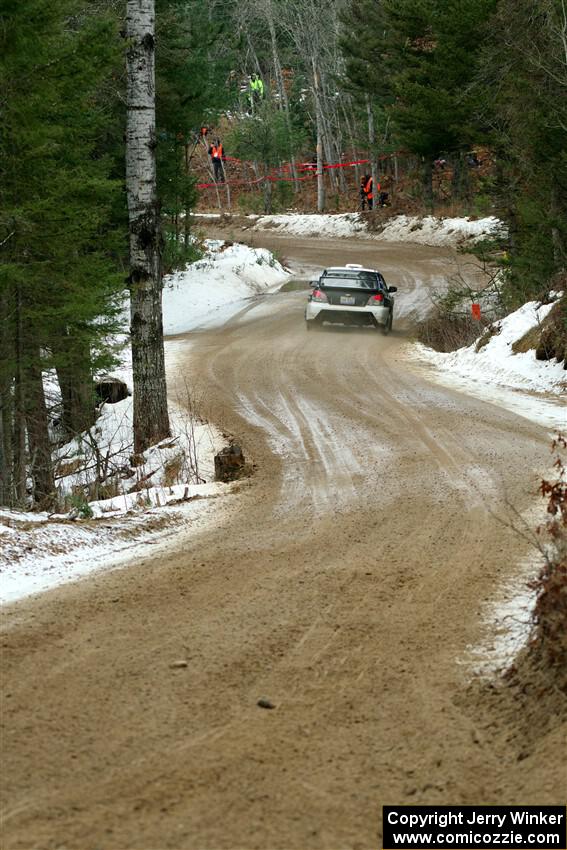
321;271;383;289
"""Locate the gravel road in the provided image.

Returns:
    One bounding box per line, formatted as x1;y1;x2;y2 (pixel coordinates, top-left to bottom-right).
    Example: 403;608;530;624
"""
2;233;564;850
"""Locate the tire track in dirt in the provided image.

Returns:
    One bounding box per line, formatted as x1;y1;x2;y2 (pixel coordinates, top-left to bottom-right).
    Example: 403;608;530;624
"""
2;235;563;850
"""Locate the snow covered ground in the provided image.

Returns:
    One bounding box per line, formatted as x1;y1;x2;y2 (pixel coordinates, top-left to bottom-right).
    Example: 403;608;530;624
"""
374;214;504;246
0;493;229;605
163;240;289;333
0;386;229;605
411;296;566;431
52;395;226;516
206;211;505;247
1;240;289;605
464;549;541;678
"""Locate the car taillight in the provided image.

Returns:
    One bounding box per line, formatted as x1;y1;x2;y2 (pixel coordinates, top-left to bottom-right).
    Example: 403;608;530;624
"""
311;289;328;303
367;293;384;305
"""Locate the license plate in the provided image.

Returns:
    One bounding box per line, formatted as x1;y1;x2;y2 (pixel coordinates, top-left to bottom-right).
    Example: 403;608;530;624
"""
340;295;355;305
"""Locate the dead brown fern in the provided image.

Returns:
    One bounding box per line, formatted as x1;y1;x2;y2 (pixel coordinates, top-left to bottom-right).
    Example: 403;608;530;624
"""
530;435;567;692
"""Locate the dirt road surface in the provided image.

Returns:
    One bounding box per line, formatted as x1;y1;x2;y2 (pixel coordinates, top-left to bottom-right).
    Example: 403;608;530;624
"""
2;234;565;849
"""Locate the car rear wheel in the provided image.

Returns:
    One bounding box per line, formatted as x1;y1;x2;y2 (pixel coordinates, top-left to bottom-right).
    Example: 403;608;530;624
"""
381;311;393;335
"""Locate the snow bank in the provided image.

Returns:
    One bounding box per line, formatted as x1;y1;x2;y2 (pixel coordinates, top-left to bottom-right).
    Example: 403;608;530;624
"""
374;214;504;246
250;212;503;247
0;390;228;604
163;240;290;334
1;239;290;604
412;297;566;430
416;299;566;394
252;213;367;239
53;394;225;511
0;492;227;605
464;551;539;678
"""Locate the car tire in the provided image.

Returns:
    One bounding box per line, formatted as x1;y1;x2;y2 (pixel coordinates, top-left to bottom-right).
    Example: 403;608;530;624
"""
381;311;393;335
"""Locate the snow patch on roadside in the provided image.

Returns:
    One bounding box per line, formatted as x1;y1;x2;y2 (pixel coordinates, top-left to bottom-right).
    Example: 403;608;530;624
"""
52;394;224;508
253;213;367;239
0;491;230;606
375;214;504;246
0;391;228;604
410;297;566;429
465;552;539;678
415;300;565;394
463;489;550;681
250;212;503;247
163;240;290;334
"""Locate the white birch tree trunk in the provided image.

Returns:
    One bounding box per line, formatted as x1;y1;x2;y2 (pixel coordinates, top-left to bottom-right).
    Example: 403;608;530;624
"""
125;0;170;454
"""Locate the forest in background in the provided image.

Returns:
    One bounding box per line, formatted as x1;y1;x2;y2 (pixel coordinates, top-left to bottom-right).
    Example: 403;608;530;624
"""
1;0;566;509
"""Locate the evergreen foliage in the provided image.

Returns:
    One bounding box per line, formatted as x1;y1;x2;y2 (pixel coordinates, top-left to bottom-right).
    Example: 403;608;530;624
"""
341;0;566;301
481;0;567;304
155;0;236;267
342;0;496;157
1;0;125;505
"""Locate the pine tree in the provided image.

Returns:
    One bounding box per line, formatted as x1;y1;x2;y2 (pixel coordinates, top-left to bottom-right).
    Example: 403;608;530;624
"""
155;0;235;262
479;0;567;302
1;0;125;506
342;0;497;204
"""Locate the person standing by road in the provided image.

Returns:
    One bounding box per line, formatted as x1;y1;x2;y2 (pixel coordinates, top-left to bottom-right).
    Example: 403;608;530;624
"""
248;73;264;112
360;174;373;210
208;138;226;182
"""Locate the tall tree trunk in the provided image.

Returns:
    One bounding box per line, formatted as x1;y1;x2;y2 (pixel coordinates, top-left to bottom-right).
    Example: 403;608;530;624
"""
366;95;378;202
0;388;13;507
13;284;27;506
222;162;231;210
451;153;471;202
312;58;325;212
24;337;54;507
550;182;566;270
422;158;434;211
339;99;361;202
184;142;191;248
0;285;14;505
53;332;95;437
263;171;273;213
267;9;286;110
266;10;299;190
125;0;170;455
321;114;338;192
319;73;337;192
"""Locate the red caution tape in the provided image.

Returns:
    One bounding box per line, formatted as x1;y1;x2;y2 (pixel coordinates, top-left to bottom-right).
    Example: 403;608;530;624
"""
197;152;400;190
196;172;317;189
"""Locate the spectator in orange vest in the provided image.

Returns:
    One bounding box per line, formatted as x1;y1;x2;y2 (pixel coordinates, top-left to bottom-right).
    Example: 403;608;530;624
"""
208;138;226;182
360;174;374;210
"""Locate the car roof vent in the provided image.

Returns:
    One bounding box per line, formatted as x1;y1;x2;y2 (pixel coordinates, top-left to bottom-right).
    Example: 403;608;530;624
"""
345;263;363;269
